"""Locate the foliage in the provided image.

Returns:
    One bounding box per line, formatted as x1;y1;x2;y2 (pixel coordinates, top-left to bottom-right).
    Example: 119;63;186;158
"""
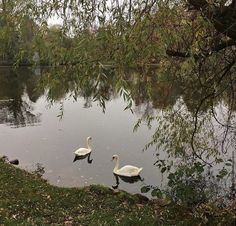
166;162;212;206
0;0;236;220
0;1;235;69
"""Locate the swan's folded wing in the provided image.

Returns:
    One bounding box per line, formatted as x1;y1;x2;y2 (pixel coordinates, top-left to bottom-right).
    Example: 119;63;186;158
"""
116;165;142;177
74;148;91;156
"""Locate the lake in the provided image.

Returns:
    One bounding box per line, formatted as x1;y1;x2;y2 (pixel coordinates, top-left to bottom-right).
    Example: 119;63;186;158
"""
0;67;163;196
0;66;235;200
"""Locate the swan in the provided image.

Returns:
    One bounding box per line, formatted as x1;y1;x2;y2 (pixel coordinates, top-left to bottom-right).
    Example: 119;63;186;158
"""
112;154;143;177
74;137;92;157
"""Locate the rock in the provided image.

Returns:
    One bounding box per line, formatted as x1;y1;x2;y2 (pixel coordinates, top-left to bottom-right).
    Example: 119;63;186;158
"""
9;159;19;165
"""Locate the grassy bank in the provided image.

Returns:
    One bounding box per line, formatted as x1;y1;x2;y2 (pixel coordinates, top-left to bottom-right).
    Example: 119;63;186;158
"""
0;159;235;225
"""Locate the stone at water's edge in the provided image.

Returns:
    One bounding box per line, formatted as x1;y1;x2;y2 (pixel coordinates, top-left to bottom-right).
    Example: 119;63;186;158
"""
1;156;19;165
9;159;19;165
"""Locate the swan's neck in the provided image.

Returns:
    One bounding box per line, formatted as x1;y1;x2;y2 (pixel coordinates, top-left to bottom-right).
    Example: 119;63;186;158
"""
87;139;91;150
114;158;119;171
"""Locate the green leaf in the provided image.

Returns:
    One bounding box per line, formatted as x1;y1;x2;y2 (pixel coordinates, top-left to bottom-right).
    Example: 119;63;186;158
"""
151;188;162;198
161;167;167;173
216;168;228;179
141;186;151;193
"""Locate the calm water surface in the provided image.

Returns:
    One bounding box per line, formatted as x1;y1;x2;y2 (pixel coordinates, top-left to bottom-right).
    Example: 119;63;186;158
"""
1;67;235;199
0;69;162;195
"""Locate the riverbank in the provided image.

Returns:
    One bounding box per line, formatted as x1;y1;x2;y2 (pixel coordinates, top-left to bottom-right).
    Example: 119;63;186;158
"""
0;159;235;225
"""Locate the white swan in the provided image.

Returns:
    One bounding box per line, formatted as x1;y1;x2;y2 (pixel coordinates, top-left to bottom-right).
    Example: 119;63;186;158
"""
74;137;92;156
112;154;143;177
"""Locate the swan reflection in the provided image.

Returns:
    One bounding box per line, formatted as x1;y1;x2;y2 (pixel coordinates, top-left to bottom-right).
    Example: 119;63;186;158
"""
112;173;144;189
73;152;93;164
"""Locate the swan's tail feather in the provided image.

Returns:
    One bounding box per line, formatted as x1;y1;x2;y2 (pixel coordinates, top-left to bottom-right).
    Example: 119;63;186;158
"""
138;167;143;173
73;155;78;162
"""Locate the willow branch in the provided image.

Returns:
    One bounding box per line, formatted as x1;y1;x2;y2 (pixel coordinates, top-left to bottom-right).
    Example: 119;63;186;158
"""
166;39;236;59
188;0;236;40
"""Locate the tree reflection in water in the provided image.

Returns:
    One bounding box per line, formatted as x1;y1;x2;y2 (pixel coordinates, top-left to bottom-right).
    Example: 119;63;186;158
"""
1;64;235;205
0;67;42;127
39;65;236;204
